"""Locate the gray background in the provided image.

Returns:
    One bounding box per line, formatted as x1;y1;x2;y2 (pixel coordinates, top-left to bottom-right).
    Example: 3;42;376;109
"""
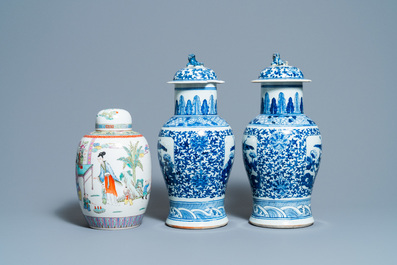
1;0;396;264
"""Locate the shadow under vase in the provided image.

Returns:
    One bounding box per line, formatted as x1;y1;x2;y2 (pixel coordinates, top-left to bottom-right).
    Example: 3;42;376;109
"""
55;200;89;228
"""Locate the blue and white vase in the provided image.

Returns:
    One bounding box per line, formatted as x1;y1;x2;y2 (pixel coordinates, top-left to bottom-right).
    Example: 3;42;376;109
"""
158;54;235;229
243;53;322;228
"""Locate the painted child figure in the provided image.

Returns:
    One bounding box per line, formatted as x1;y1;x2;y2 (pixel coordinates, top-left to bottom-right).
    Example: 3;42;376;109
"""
123;185;133;206
142;180;150;200
83;193;91;211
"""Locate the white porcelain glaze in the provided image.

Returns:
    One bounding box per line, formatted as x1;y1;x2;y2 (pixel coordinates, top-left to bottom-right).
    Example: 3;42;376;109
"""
76;109;151;229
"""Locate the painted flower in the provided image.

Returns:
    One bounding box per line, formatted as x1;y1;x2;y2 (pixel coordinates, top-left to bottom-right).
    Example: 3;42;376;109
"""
191;170;208;189
306;150;319;171
163;154;172;163
190;133;208;152
273;174;290;197
269;131;290;151
301;173;314;190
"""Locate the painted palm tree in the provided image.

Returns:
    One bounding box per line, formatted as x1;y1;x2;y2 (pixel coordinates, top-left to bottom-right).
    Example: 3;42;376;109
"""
117;141;145;185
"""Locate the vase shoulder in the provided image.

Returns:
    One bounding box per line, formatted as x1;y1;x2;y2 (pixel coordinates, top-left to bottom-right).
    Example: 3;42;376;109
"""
87;130;142;136
247;114;318;128
162;115;231;129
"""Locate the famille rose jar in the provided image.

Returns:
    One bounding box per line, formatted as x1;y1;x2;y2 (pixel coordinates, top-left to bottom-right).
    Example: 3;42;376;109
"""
75;109;151;229
243;53;322;228
158;54;235;229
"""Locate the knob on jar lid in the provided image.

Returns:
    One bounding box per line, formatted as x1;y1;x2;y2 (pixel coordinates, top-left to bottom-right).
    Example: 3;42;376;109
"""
168;54;224;84
95;108;132;130
252;53;311;83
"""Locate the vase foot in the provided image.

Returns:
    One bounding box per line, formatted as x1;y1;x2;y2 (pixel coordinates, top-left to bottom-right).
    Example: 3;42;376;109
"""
89;224;141;230
84;215;144;230
166;197;228;229
249;217;314;229
165;217;228;229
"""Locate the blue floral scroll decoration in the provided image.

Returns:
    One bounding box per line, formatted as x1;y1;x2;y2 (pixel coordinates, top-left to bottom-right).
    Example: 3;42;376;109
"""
244;127;321;199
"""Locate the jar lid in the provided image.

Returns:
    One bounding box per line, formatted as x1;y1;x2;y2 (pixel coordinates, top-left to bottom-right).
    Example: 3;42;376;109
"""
252;53;311;83
95;108;132;130
168;54;224;84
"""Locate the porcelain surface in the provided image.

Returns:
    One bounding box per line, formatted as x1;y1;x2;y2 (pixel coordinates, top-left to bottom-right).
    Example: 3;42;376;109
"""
76;109;151;229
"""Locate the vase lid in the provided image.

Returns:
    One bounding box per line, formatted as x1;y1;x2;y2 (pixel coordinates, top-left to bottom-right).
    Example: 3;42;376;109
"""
168;54;224;84
252;53;311;83
95;108;132;130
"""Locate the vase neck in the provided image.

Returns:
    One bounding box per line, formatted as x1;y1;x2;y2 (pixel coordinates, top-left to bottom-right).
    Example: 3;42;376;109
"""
174;84;218;115
260;83;304;115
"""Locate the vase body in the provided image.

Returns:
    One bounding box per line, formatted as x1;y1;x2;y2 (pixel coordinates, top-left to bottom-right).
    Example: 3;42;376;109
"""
158;56;235;229
243;54;322;228
76;109;151;229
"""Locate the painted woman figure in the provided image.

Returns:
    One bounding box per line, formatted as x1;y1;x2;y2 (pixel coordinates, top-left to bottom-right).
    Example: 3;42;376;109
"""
97;151;121;205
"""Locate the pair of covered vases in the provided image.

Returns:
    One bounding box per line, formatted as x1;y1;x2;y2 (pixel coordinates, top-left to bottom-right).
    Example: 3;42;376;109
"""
75;53;322;230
